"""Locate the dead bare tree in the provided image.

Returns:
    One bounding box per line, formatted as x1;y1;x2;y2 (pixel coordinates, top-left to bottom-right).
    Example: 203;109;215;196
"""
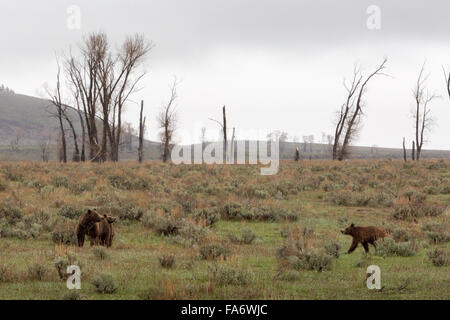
412;63;439;161
402;138;407;162
73;90;86;162
64;32;151;162
98;34;152;162
65;34;102;162
444;66;450;101
61;109;80;162
295;147;300;161
333;58;388;160
138;100;146;163
412;141;416;161
47;60;67;163
200;126;207;161
158;79;179;163
209;106;228;161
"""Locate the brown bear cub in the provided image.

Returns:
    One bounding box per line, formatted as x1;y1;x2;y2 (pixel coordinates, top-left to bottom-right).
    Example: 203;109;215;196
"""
87;215;117;248
341;223;386;253
75;209;103;247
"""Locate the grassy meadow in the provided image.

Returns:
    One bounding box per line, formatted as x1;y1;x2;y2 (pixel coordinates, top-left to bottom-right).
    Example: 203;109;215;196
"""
0;160;449;300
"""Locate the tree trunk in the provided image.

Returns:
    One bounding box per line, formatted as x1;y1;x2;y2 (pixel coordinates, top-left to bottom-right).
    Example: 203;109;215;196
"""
77;109;86;162
138;100;145;163
222;105;227;162
58;111;67;163
412;141;416;161
402;138;407;162
63;113;80;162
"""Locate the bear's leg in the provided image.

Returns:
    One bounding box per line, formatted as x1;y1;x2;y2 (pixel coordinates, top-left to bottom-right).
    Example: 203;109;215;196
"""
370;240;377;249
348;239;358;253
362;241;369;253
77;233;85;247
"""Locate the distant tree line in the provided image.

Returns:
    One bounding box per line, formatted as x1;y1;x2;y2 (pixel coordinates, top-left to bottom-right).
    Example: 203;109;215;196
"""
0;84;15;94
41;32;450;163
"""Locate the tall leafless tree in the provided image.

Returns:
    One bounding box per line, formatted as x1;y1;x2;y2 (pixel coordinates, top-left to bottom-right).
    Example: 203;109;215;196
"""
64;32;151;162
62;108;80;162
47;60;67;163
65;34;102;161
444;66;450;101
402;137;407;162
138;100;146;163
209;106;228;161
97;34;151;162
333;58;388;160
412;63;438;161
158;78;179;163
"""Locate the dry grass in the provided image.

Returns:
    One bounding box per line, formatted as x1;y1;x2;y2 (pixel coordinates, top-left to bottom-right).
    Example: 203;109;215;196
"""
0;159;449;299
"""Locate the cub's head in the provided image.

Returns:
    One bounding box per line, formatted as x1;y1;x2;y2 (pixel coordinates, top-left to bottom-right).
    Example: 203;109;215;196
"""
104;214;117;224
341;223;355;235
86;209;103;223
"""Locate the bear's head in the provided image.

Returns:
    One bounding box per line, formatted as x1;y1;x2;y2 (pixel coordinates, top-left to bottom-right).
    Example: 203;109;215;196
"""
341;223;355;235
104;214;117;224
85;209;103;224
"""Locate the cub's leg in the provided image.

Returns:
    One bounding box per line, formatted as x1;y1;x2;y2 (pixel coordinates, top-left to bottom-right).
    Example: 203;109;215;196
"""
348;239;358;253
362;241;369;253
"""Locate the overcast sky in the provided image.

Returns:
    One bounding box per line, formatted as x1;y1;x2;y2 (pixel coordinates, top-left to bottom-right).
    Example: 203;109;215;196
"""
0;0;449;149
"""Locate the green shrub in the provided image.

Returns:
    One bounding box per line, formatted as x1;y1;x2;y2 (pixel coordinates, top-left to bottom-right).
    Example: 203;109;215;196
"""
0;264;14;282
27;263;47;281
91;274;118;294
375;238;418;257
0;204;23;224
277;235;334;272
229;229;259;245
117;204;144;221
324;241;341;258
220;202;298;222
192;207;220;226
422;223;450;244
69;180;94;195
402;190;427;203
199;244;230;260
0;179;7;191
58;205;83;220
158;254;176;269
286;250;334;272
427;248;449;267
108;174;149;190
143;212;180;236
51;176;69;188
51;221;77;245
139;286;164;300
92;247;108;260
209;264;253;286
62;291;82;300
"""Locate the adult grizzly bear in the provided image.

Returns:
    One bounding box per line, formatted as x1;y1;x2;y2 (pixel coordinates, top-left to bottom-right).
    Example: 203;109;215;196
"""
75;209;103;247
87;215;117;247
341;223;386;253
